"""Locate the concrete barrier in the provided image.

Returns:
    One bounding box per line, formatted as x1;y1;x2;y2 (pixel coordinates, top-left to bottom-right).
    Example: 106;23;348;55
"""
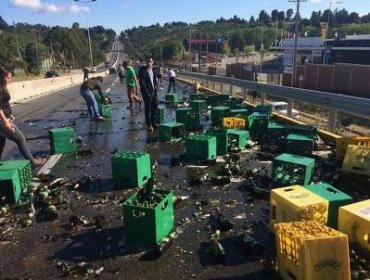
8;72;108;103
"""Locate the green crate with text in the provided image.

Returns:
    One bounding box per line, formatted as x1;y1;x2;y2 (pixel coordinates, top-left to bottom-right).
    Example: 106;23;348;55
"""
159;122;185;142
206;94;230;106
211;106;231;126
156;105;165;124
0;160;32;191
190;100;206;112
0;169;22;203
286;133;314;156
303;183;353;229
205;128;229;155
123;189;174;248
228;129;249;149
186;134;217;161
176;108;201;130
165;92;179;103
111;151;151;188
99;104;112;118
272;153;315;186
49;127;77;155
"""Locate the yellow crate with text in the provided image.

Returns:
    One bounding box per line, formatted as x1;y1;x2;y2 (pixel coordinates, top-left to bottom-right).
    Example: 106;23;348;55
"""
338;199;370;252
222;117;246;129
270;185;328;231
275;221;350;280
341;144;370;176
336;136;370;161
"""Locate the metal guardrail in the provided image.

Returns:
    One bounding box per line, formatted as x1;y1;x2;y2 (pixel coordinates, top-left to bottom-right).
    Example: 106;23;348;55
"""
179;71;370;132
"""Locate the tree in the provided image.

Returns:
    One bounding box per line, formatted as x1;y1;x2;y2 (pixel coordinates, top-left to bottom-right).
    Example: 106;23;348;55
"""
278;11;285;21
230;32;245;53
309;11;321;27
249;16;255;24
162;40;184;61
286;9;294;20
259;10;271;24
271;9;279;22
335;9;349;25
0;16;9;31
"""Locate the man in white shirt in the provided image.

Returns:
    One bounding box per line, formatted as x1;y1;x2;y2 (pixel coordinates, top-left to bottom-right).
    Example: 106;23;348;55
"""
167;68;176;93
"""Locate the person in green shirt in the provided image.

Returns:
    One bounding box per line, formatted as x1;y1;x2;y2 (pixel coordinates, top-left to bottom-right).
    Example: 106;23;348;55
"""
123;60;141;115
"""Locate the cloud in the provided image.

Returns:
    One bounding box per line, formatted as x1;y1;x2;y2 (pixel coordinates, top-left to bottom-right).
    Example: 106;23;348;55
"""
10;0;89;13
310;0;321;3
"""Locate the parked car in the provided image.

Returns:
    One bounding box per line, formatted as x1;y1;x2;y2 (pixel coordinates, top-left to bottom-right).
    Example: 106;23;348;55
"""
44;70;59;78
90;67;97;73
270;101;299;117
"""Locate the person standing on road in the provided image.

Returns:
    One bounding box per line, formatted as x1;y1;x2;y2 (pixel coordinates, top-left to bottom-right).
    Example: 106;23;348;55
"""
117;64;125;85
0;67;46;167
252;63;259;102
123;60;141;115
167;68;176;93
79;76;107;121
138;55;158;132
82;67;89;82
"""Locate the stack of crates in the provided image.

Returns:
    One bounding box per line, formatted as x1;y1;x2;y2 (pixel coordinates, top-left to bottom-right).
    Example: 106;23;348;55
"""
228;129;249;150
99;104;112;118
272;153;315;186
190;100;206;112
111;151;151;188
49;127;77;155
165;92;179;103
185;134;217;161
225;98;244;109
342;145;370;176
266;122;291;144
0;169;22;203
303;183;353;229
205;129;229;156
123;189;174;248
248;112;270;140
156;105;165;124
289;124;317;138
0;160;32;192
222;117;246;129
211;106;231;126
275;221;350;280
336;136;370;161
159;122;185;142
338;199;370;251
176;108;201;130
270;185;329;230
285;133;314;155
206;94;229;106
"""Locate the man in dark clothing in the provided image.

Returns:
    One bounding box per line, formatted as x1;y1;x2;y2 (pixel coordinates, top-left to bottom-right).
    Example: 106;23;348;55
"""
82;67;89;82
80;76;107;121
138;55;158;131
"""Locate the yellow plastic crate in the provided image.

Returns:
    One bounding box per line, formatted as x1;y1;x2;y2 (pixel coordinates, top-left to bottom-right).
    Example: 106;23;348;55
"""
270;185;329;230
275;221;350;280
341;144;370;176
338;199;370;252
336;136;370;160
222;117;246;129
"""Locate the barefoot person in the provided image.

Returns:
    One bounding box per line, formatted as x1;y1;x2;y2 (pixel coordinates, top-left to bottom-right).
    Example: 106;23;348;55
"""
123;60;141;115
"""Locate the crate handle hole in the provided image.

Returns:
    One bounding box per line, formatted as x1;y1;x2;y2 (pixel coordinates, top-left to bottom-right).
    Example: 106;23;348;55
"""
161;200;168;211
326;187;339;194
132;210;146;218
142;176;148;181
284;188;294;192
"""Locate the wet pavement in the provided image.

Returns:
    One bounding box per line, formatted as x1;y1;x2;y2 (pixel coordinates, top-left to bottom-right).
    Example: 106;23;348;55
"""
0;75;369;279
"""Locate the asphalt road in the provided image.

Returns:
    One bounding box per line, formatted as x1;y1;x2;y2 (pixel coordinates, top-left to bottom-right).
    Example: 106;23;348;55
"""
0;74;369;280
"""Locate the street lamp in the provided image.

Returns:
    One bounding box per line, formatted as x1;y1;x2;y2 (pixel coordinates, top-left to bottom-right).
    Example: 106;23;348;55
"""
74;0;96;68
328;1;342;29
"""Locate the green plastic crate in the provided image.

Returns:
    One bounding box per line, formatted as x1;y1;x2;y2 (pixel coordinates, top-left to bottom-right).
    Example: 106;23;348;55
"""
165;93;179;103
176;109;201;130
225;98;244;109
159;122;185;142
156;105;165;124
189;93;203;101
49;127;77;155
176;108;192;124
211;106;231;126
190;100;206;112
255;104;272;115
206;94;230;106
248;112;270;140
111;151;151;188
0;160;32;191
286;133;314;156
94;93;104;104
0;169;22;203
289;124;317;138
123;189;174;248
272;153;315;186
303;183;353;229
99;104;112;118
228;129;249;149
205;129;229;156
186;134;217;161
230;109;250;118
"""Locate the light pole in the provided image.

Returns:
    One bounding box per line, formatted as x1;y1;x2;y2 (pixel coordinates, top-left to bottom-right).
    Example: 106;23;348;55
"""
74;0;96;68
328;1;342;30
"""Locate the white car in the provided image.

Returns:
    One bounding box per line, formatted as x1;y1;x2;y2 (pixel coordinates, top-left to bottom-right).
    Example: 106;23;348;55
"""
90;67;97;73
270;101;299;117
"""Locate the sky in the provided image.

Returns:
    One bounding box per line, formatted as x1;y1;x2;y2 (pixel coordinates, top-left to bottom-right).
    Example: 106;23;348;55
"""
1;0;369;34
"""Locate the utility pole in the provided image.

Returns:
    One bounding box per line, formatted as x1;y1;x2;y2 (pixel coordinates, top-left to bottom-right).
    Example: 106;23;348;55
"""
189;25;192;71
34;29;40;75
288;0;306;115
